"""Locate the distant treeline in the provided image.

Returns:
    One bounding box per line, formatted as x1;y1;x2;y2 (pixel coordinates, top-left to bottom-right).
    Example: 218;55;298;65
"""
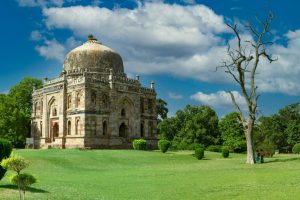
158;103;300;153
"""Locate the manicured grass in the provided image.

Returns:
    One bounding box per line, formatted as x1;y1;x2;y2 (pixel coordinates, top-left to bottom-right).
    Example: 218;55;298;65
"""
1;149;300;200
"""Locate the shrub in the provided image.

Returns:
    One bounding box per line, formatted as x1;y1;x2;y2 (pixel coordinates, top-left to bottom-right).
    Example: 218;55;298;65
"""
1;154;36;200
206;145;222;152
133;139;147;150
257;142;276;157
176;142;190;150
169;143;178;151
195;148;204;160
158;139;171;153
193;143;205;150
222;146;230;158
292;143;300;154
0;139;13;181
10;173;37;198
1;154;29;174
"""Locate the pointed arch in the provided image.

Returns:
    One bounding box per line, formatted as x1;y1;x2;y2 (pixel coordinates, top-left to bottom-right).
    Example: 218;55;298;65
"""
48;96;56;107
121;108;126;117
67;94;72;109
76;91;82;108
75;118;80;135
67;120;71;135
103;121;107;135
141;122;144;137
119;96;134;119
119;122;127;138
34;102;38;116
119;96;134;107
40;101;43;115
91;91;97;106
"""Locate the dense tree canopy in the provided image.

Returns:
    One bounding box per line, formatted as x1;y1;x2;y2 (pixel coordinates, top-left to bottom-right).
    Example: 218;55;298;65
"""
0;77;42;146
158;105;219;148
157;117;180;141
219;112;246;153
255;103;300;153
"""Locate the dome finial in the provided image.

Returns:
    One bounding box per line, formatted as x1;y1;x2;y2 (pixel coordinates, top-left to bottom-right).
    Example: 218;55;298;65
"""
87;34;97;41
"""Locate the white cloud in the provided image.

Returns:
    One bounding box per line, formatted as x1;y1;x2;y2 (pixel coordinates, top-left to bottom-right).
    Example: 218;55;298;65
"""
42;3;228;80
255;30;300;95
191;90;247;111
35;39;65;61
34;33;81;61
37;2;300;95
30;30;44;41
168;92;183;100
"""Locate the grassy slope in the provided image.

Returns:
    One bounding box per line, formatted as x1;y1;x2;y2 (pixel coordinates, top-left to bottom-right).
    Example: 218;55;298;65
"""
1;149;300;200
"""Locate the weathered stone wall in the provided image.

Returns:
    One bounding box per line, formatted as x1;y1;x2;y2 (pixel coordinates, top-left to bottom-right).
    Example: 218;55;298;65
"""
30;39;157;149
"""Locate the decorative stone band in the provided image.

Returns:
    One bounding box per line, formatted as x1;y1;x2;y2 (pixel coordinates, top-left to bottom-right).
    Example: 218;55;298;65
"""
44;77;64;85
44;84;64;93
141;87;156;94
67;110;111;115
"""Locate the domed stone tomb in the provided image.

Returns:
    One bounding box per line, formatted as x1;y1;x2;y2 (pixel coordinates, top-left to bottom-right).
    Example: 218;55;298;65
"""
29;36;157;149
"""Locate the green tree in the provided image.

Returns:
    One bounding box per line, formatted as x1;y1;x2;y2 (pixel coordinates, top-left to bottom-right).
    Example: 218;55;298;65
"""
157;105;219;148
255;103;300;153
219;112;246;152
255;116;282;152
173;105;219;147
156;98;168;123
0;77;42;145
286;121;300;149
157;117;181;141
279;103;300;151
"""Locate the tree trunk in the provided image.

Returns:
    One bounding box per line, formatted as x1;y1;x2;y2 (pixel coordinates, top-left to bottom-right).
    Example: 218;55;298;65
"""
245;119;255;164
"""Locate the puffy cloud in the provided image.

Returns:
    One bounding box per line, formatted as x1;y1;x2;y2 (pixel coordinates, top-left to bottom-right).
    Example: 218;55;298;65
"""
39;2;300;95
35;39;65;61
35;36;81;61
256;30;300;95
168;92;183;100
43;3;228;80
191;90;247;111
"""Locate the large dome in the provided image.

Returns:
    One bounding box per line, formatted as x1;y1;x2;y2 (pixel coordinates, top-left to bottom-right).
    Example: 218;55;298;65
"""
63;36;124;74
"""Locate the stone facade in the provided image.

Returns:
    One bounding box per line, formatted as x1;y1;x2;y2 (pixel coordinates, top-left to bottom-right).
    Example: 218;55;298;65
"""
30;37;157;149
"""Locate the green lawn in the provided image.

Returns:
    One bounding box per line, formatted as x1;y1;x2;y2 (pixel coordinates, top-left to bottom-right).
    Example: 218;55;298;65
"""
1;149;300;200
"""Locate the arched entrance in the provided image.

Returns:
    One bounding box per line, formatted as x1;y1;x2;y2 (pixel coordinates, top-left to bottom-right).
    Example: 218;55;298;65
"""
50;122;59;142
47;97;59;143
119;122;127;138
53;122;59;138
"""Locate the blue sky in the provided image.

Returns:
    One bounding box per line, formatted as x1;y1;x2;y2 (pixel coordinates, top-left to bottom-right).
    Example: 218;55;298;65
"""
0;0;299;117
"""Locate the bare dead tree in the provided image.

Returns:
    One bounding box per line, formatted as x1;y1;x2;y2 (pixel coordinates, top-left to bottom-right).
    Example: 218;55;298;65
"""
219;13;277;164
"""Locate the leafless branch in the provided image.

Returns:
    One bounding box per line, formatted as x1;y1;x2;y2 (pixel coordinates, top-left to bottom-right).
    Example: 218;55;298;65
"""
228;91;245;122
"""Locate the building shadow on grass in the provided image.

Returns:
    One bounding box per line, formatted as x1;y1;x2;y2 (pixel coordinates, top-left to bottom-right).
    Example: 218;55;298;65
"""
0;184;49;193
265;156;300;164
